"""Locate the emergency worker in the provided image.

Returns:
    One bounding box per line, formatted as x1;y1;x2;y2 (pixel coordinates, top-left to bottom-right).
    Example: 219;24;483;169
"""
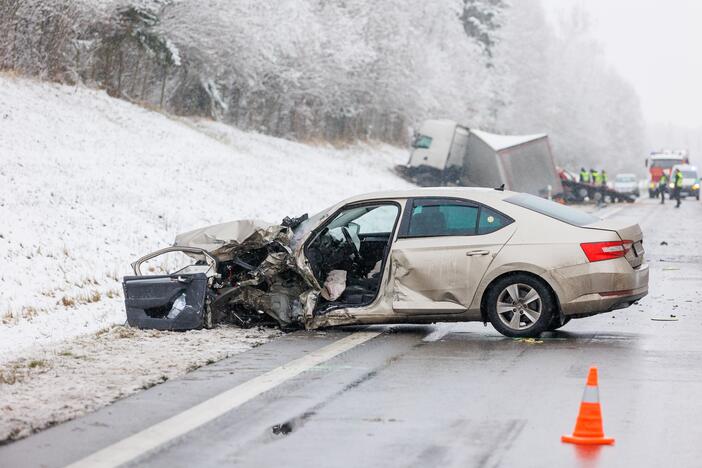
591;169;600;185
673;168;684;208
580;167;590;183
601;170;608;186
658;172;668;204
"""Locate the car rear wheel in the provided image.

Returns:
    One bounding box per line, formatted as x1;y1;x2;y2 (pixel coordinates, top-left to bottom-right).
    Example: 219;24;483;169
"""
486;274;554;338
546;316;570;331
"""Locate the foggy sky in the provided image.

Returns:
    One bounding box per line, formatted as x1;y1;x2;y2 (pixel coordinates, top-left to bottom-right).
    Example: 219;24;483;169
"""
541;0;702;129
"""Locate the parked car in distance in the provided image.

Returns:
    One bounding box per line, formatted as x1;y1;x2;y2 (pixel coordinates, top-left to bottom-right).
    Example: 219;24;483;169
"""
670;164;700;200
124;188;649;338
613;173;640;197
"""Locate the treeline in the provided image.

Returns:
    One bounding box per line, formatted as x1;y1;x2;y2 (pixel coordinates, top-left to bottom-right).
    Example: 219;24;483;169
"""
0;0;645;170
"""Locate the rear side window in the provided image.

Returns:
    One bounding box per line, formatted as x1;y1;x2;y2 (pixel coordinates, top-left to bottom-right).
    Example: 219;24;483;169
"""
408;204;478;237
478;208;509;234
505;193;598;226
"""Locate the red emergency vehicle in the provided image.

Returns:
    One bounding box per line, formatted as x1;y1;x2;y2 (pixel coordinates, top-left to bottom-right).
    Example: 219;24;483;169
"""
646;151;689;198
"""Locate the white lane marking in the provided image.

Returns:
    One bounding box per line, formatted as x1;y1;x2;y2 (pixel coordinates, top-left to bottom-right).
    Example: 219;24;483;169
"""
66;331;382;468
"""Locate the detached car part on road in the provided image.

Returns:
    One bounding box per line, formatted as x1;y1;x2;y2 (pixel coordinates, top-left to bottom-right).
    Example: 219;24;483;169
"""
123;188;649;337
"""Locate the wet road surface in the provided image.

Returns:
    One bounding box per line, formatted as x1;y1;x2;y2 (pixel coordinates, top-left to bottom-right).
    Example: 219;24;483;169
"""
2;197;701;468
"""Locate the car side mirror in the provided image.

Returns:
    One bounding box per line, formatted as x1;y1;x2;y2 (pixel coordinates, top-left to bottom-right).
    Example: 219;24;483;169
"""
644;159;648;168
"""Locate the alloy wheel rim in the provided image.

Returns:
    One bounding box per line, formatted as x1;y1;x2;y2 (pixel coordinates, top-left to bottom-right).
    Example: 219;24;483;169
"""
496;283;542;331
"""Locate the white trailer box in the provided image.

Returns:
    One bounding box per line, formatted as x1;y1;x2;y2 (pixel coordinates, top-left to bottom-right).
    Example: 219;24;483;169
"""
406;120;563;197
467;129;563;197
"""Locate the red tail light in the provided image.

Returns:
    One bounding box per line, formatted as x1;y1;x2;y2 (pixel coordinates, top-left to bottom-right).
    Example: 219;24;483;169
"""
580;240;632;262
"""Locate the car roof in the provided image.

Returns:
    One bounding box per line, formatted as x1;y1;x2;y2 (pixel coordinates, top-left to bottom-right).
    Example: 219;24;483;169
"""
341;187;514;205
651;153;686;159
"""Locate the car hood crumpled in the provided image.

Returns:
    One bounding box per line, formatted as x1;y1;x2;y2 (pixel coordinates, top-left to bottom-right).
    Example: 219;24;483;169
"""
169;218;321;327
174;219;292;261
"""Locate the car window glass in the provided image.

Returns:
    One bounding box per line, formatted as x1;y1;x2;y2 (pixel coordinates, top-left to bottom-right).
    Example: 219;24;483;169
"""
355;205;399;234
478;207;508;235
408;203;478;237
412;134;432;149
616;175;636;182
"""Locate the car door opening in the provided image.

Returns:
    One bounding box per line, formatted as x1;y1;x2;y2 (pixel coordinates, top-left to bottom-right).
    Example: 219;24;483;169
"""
304;202;401;313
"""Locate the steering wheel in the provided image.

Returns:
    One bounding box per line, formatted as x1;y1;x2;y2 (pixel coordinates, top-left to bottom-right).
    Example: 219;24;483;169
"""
341;226;362;262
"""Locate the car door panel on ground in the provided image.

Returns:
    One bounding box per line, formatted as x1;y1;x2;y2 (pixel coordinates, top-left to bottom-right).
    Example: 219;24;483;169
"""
391;197;516;315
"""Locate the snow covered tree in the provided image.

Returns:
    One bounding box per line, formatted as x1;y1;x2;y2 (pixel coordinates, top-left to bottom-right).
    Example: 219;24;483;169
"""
0;0;646;161
461;0;507;58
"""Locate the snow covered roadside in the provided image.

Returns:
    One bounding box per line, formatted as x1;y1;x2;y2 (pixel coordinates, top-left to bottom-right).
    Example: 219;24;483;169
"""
0;74;411;441
0;325;281;442
0;74;412;362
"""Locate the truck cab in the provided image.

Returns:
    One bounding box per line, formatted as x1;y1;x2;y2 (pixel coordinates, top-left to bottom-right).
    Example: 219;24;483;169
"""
646;151;689;198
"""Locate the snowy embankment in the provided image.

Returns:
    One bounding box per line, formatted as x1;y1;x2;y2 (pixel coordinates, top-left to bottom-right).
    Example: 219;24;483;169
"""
0;74;411;441
0;74;411;360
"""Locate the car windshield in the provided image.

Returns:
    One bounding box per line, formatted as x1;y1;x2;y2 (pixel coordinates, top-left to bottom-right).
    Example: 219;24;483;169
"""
505;193;599;226
651;159;682;169
681;170;698;178
411;134;433;149
290;205;334;250
616;175;636;182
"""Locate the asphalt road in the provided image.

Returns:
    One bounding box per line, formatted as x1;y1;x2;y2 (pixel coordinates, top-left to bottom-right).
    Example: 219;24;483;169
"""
2;197;701;468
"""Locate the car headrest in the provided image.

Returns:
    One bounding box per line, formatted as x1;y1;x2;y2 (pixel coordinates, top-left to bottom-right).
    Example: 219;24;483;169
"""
410;206;446;236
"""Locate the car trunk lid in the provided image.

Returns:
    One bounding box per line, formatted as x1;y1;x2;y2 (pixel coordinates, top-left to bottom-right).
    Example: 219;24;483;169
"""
585;217;644;268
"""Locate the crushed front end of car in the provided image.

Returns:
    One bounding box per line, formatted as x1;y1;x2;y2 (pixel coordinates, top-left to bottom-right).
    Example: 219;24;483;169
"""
123;215;319;331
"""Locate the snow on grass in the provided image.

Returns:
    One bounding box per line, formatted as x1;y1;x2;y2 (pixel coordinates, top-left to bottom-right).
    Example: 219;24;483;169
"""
0;324;281;442
0;73;411;441
0;73;412;363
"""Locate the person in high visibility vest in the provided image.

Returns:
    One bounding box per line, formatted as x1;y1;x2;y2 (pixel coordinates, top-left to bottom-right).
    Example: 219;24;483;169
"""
591;169;600;185
658;172;668;204
601;170;608;186
673;168;684;208
579;167;590;183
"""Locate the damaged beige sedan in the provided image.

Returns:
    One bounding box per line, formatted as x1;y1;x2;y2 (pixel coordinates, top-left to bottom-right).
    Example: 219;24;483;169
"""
123;188;649;337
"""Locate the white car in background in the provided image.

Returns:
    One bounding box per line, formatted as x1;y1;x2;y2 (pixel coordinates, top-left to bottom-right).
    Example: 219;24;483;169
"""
613;173;640;197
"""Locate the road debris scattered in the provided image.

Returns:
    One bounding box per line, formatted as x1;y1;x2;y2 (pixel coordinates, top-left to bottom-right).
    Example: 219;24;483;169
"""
513;337;544;344
651;315;678;322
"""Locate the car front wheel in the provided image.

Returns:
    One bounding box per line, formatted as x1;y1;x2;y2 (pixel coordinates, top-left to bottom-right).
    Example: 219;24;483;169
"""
485;274;555;338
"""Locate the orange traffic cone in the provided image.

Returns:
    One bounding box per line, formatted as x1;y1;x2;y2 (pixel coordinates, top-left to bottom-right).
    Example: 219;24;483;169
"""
561;366;615;445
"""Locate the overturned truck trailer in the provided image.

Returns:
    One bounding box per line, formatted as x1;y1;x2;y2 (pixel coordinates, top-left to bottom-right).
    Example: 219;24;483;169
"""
399;120;563;198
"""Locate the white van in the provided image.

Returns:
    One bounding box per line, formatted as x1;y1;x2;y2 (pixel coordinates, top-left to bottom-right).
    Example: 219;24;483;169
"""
670;164;700;200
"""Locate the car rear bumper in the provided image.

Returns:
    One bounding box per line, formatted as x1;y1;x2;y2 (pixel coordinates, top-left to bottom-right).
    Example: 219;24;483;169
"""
551;260;649;317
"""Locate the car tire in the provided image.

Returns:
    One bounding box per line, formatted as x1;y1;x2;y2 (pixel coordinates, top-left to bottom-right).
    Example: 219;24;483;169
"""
485;274;555;338
546;316;571;331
